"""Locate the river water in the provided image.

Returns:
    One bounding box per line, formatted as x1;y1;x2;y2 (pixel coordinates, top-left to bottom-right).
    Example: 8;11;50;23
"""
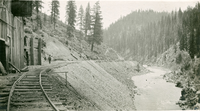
132;66;182;110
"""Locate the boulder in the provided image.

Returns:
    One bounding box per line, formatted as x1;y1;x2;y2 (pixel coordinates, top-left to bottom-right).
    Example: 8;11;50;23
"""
176;81;183;88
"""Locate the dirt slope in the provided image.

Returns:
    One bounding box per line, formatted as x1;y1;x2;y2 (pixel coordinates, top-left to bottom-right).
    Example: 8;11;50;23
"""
53;61;136;110
43;35;78;61
23;11;144;110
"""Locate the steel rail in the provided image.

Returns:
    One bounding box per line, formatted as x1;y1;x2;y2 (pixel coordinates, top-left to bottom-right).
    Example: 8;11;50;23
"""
7;72;28;111
7;62;74;111
39;69;59;111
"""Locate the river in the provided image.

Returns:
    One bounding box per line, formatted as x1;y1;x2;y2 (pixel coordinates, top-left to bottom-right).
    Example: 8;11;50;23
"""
132;66;182;110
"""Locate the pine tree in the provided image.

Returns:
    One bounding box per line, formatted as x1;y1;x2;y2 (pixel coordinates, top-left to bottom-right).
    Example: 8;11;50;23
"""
33;0;43;29
178;8;182;23
84;3;91;40
43;13;47;26
178;26;184;51
90;1;103;51
189;31;195;59
77;5;84;36
37;15;42;29
66;0;76;38
50;0;60;30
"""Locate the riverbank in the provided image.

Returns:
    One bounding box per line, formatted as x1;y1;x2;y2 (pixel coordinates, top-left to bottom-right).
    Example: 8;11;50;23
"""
132;66;182;110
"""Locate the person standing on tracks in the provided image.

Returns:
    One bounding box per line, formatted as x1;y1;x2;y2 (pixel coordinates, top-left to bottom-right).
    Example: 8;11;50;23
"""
48;55;51;64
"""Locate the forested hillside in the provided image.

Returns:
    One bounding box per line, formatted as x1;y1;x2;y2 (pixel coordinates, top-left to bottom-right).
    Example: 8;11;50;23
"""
104;3;200;109
178;3;200;59
104;9;182;61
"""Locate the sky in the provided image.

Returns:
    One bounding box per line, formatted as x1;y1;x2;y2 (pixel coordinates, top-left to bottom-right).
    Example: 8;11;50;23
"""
42;0;199;29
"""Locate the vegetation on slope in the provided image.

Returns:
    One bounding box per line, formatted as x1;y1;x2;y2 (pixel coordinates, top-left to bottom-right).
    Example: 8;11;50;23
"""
157;43;200;110
178;3;200;59
24;6;118;61
104;10;174;61
104;2;200;110
155;3;200;109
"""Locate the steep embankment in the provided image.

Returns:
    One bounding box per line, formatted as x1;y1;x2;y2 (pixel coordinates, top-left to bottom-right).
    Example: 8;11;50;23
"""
44;37;72;60
155;44;200;110
43;35;80;61
24;10;149;110
24;10;119;64
53;61;144;110
41;31;144;110
42;33;120;62
155;44;193;86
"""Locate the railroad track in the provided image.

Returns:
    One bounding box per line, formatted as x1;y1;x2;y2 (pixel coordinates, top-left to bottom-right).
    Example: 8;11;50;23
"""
0;68;68;111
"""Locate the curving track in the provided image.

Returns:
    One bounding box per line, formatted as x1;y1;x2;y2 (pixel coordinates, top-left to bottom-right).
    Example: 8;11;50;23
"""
0;61;86;111
5;68;65;111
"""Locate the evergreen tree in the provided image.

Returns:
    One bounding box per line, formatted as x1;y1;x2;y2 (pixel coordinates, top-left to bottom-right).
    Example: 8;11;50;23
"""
90;1;103;51
43;13;47;26
37;15;42;29
189;32;195;59
50;0;60;29
178;8;182;23
66;0;76;38
178;26;184;51
84;3;91;40
33;0;43;29
77;5;84;36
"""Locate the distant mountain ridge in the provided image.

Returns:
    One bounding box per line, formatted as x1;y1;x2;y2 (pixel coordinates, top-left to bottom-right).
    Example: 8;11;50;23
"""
104;9;181;62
